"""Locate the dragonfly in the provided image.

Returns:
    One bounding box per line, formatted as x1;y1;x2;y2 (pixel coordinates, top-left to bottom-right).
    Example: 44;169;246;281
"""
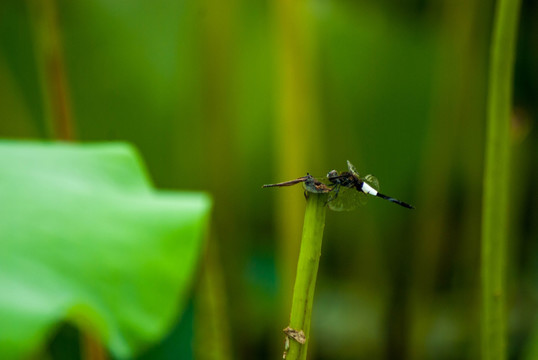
262;161;414;210
326;160;414;210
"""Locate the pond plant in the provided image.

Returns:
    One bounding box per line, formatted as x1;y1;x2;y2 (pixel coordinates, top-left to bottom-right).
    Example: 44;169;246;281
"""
264;162;414;359
481;0;521;359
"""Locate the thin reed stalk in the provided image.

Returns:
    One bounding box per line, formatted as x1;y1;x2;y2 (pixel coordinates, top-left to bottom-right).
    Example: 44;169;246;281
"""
26;0;74;140
481;0;521;359
284;192;328;360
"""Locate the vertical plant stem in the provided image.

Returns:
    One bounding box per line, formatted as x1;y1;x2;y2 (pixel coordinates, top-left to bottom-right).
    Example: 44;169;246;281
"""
195;234;233;360
81;333;107;360
285;193;328;360
26;0;75;140
272;0;323;331
482;0;521;359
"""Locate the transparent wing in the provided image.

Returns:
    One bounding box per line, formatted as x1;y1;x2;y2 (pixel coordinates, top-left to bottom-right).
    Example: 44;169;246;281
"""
363;174;379;191
346;160;360;177
327;185;368;211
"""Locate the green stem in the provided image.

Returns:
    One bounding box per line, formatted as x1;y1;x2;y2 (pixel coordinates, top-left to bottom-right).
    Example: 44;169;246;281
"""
27;0;75;140
481;0;521;359
195;234;233;360
285;193;328;360
81;332;108;360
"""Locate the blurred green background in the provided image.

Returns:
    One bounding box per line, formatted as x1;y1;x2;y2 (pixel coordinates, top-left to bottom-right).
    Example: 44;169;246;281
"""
0;0;536;359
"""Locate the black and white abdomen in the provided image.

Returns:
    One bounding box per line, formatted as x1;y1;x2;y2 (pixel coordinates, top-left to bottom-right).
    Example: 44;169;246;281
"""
361;181;378;196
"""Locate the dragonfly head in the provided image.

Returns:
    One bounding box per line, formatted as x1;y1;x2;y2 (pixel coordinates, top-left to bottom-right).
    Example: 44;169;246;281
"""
327;169;338;180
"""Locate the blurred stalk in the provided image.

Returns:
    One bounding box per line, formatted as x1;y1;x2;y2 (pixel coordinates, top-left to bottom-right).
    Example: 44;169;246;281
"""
481;0;521;359
197;0;237;355
195;234;233;360
81;333;107;360
26;0;74;140
523;318;538;360
272;0;323;334
427;1;497;359
457;4;491;358
408;1;482;358
285;193;328;360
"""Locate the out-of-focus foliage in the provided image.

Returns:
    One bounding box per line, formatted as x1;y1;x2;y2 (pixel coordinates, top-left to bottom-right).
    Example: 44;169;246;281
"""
0;141;211;359
0;0;536;359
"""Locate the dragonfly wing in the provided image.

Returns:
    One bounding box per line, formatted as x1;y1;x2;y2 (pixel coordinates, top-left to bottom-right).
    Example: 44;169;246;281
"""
346;160;360;177
357;189;369;205
363;174;379;191
328;185;366;211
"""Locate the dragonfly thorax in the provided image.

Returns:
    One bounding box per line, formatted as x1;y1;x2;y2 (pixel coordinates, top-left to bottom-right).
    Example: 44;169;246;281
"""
327;170;359;187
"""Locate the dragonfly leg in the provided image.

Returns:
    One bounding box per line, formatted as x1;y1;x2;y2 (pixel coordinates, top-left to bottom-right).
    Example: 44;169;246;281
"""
326;185;340;205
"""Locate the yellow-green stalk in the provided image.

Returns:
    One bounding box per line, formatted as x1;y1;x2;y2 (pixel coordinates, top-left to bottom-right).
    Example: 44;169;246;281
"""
481;0;521;359
285;192;328;360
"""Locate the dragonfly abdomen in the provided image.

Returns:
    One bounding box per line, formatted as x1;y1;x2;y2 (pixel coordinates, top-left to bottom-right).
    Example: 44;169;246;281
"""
376;192;415;209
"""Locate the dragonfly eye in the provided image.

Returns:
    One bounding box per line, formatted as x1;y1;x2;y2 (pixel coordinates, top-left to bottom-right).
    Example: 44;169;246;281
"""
327;170;338;179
